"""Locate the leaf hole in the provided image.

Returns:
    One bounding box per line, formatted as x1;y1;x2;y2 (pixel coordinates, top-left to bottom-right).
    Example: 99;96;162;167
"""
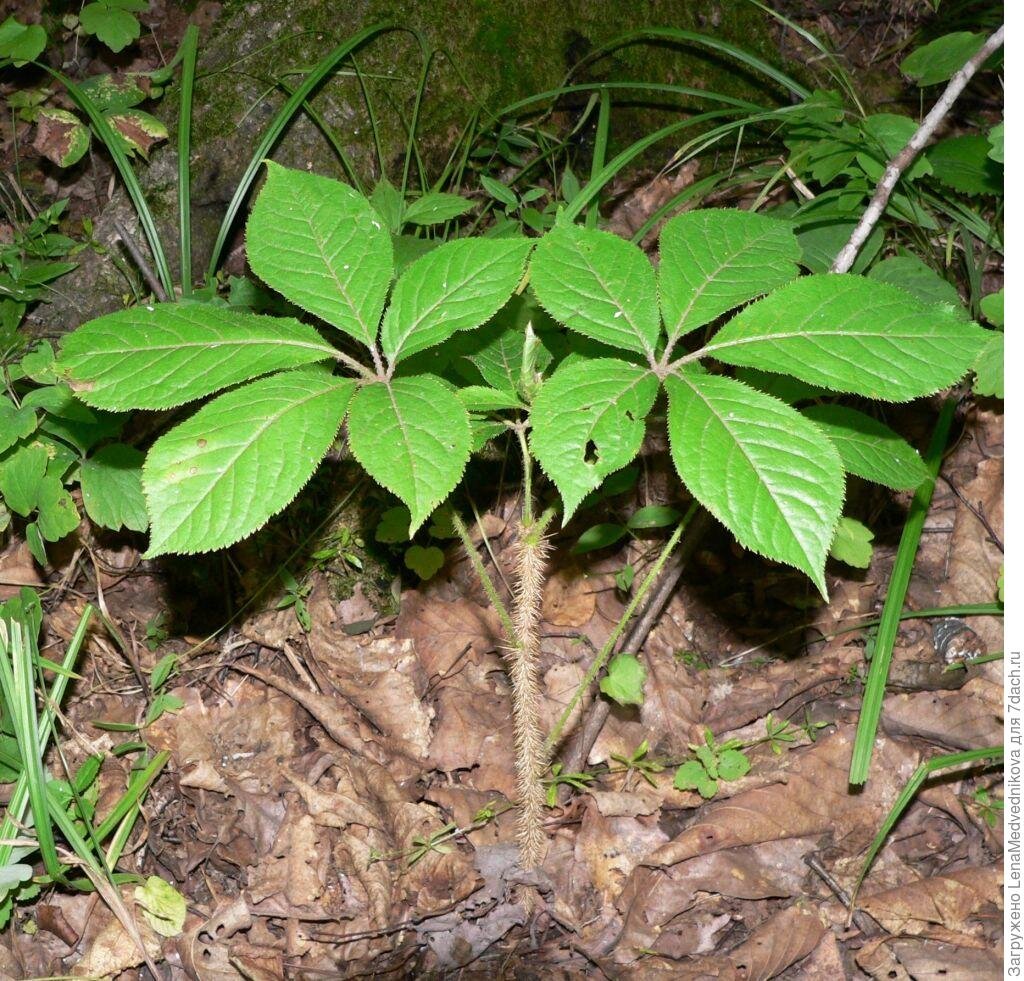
584;440;599;465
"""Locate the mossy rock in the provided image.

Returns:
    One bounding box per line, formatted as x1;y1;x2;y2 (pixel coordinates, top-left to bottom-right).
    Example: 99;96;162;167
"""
46;0;794;327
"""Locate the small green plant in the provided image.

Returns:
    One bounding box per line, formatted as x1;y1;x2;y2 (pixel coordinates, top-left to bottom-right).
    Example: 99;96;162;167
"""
673;729;751;799
968;786;1003;829
276;568;313;632
0;589;170;927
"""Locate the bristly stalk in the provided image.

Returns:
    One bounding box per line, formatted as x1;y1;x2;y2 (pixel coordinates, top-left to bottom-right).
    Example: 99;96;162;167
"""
506;513;552;868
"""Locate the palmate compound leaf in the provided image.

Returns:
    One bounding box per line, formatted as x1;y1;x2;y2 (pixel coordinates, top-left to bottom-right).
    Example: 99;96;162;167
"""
246;163;393;349
56;303;339;411
530;359;659;523
704;274;989;401
529;222;660;358
800;404;929;490
346;375;471;534
380;238;533;366
658;209;801;343
143;366;356;557
665;370;844;596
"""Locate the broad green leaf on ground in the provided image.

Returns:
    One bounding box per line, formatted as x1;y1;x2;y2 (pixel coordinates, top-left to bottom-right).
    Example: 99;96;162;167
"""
57;304;339;411
900;32;987;86
530;359;659;523
247;163;393;349
0;16;47;63
627;505;681;530
143;367;356;557
0;442;48;516
600;653;646;707
347;375;471;533
80;1;142;53
573;522;628;554
404;545;445;579
980;289;1004;328
134;876;186;938
658;210;801;342
926;135;1003;197
402;192;473;226
830;516;874;568
860;114;932;181
81;444;148;532
529;223;660;357
35;476;79;542
705;274;988;401
972;332;1003;399
375;505;411;543
868;256;967;316
380;238;532;365
0;397;36;455
795;214;883;274
800;404;928;490
665;371;843;595
988;122;1004;164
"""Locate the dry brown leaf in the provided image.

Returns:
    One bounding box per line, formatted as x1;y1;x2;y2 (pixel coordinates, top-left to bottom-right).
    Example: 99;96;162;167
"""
938;453;1003;652
883;676;1002;749
71;904;161;978
574;801;669;907
617;837;818;955
723;902;827;980
0;540;41;598
542;563;597;626
858;866;1001;936
395;590;503;677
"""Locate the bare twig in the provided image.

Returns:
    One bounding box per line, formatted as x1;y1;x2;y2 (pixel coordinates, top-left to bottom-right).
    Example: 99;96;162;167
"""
556;509;711;781
831;25;1004;274
113;219;169;302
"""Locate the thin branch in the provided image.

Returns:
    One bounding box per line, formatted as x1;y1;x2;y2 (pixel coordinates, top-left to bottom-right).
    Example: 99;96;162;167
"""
831;25;1004;274
113;220;168;302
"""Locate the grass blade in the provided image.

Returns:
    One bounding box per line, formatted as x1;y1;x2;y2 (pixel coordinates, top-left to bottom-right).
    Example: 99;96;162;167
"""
586;89;611;228
177;25;199;296
849;398;957;785
206;23;401;280
572;28;811;102
854;746;1003;904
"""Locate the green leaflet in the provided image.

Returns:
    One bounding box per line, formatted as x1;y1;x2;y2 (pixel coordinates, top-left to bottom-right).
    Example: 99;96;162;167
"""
0;398;36;455
900;32;987;86
800;404;928;490
705;274;988;401
80;444;148;532
35;476;79;542
143;367;356;557
0;442;48;517
530;359;658;523
926;135;1003;197
529;222;660;357
246;163;393;349
599;653;646;707
830;516;874;569
347;376;471;534
665;371;844;596
972;333;1003;399
380;238;532;365
658;209;801;342
867;255;967;316
402;192;473;226
56;303;339;411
